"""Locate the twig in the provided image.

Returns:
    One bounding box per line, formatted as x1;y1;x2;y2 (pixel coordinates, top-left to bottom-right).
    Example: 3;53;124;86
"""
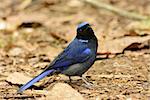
18;0;32;10
50;32;68;43
82;0;148;20
90;74;134;79
2;95;39;99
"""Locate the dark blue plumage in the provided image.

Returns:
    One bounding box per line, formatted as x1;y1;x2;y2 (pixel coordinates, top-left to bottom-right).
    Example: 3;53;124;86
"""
18;22;98;93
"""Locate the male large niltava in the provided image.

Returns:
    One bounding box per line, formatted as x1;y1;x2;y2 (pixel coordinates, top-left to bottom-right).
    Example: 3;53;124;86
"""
18;22;98;93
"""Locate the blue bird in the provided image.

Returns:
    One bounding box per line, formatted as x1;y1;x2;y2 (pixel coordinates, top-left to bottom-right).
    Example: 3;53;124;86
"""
18;22;98;93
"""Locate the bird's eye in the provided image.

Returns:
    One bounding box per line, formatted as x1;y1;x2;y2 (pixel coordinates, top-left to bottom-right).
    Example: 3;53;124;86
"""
79;29;82;32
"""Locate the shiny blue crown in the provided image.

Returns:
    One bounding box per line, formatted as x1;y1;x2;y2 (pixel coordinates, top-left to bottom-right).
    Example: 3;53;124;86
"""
77;22;89;29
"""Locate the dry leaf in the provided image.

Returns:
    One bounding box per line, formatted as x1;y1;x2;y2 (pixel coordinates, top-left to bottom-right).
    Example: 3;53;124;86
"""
46;83;85;100
6;72;32;85
99;35;150;53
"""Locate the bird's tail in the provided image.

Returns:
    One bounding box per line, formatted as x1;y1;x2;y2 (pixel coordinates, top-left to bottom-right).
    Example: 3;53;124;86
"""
17;69;55;93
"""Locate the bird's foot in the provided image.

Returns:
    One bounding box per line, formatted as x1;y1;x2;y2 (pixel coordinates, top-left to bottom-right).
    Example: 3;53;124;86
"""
82;82;94;89
81;76;95;89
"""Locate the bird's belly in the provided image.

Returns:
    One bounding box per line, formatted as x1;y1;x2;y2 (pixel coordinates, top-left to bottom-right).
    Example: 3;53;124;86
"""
61;61;94;76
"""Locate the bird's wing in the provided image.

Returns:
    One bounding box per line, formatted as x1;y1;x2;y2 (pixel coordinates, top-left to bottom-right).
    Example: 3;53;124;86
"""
45;44;92;70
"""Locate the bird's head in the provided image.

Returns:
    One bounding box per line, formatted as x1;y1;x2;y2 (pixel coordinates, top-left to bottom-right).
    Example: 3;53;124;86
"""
76;22;95;40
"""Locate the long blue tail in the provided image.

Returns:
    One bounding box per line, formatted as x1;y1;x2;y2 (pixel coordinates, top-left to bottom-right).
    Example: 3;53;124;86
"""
18;69;54;93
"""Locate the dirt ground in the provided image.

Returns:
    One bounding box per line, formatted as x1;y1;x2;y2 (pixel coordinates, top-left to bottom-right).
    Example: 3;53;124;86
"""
0;0;149;99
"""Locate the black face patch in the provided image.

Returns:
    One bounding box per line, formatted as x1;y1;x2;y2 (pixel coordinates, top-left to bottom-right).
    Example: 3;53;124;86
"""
77;24;90;33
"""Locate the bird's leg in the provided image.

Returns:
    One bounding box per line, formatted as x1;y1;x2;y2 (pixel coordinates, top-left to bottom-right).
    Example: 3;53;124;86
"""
69;76;72;83
81;76;93;87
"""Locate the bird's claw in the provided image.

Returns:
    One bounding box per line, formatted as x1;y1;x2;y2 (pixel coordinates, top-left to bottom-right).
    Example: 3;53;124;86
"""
82;82;94;89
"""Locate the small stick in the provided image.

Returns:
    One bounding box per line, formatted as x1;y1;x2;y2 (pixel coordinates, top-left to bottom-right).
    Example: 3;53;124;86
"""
82;0;148;20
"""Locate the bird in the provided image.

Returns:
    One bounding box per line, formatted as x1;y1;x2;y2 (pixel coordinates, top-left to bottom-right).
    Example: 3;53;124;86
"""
18;22;98;93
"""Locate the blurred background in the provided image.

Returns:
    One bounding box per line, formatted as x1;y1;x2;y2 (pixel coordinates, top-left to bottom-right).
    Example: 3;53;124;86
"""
0;0;149;99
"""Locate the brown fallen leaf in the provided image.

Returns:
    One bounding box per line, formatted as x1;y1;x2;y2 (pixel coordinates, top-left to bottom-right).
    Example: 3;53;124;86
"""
8;47;24;56
6;12;48;31
99;35;150;53
127;19;150;32
46;83;85;100
6;72;51;87
6;72;32;85
123;39;150;51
